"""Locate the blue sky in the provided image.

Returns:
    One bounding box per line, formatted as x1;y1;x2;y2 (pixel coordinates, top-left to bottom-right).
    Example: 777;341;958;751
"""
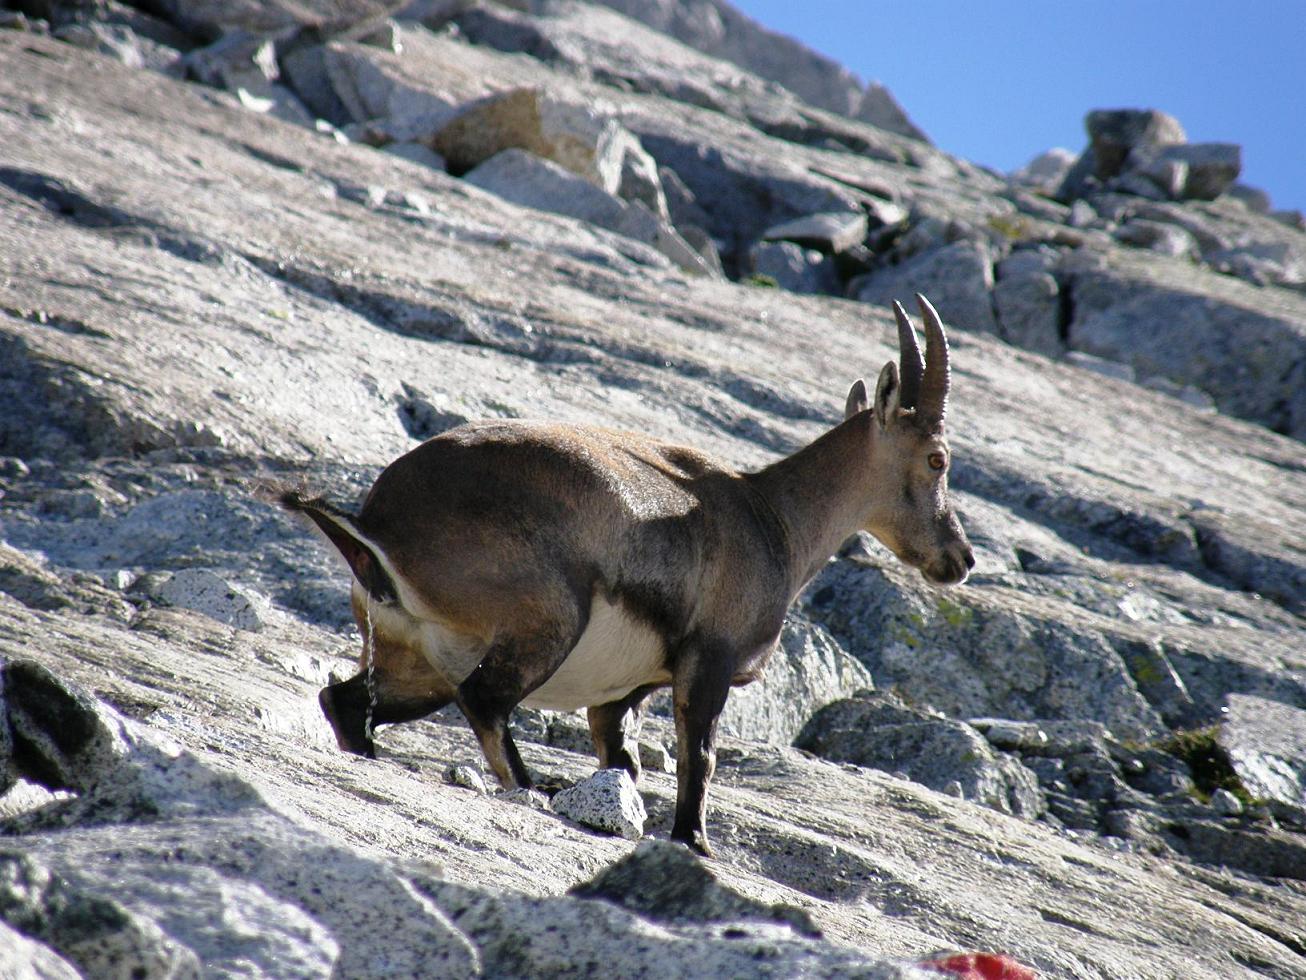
731;1;1304;214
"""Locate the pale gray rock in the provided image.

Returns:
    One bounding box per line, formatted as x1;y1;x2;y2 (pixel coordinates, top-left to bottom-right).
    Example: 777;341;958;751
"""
54;21;152;71
0;921;81;980
382;140;446;170
445;764;488;794
1154;142;1242;201
1065;350;1137;383
1058;107;1187;201
393;0;477;29
718;616;873;744
140;0;393;38
969;719;1049;754
501;787;552;811
1113;218;1199;257
0;851;202;980
2;25;1306;978
1210;787;1244;817
1220;694;1306;811
570;839;818;936
183;31;279;92
748;240;837;294
463;148;711;274
637;739;673;774
1;659;130;796
551;769;647;840
631;127;861;265
433;86;632;192
280;42;352;125
617;138;670;219
1090;108;1188;176
803;560;1167;741
418;874;925;979
589;0;926;140
236;82;316;127
762;211;867;255
156;568;271;631
992;270;1062;356
1141;375;1217;411
1062;254;1306;439
1010;147;1076;193
1228;183;1272;214
795;693;1045;818
321;41;460;134
1208;239;1306;289
854;240;998;334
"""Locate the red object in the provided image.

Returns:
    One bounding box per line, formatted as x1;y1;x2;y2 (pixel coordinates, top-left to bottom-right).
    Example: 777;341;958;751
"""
919;952;1037;980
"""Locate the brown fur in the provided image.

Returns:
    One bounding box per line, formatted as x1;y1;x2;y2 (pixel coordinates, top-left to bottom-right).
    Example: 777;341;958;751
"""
279;297;973;855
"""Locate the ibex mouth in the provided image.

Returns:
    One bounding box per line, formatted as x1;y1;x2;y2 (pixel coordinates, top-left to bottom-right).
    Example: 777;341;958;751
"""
923;549;974;586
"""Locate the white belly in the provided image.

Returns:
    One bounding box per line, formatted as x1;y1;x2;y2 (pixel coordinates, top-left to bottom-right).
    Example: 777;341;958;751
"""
524;594;670;711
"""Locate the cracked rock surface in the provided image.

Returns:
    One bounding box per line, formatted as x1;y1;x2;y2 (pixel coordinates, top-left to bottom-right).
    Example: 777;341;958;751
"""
0;4;1304;977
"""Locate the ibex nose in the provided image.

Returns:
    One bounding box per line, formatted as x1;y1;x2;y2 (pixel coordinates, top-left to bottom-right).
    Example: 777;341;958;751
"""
963;549;976;571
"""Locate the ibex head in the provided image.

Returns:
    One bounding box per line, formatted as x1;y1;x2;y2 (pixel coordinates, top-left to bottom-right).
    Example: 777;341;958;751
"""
845;294;973;586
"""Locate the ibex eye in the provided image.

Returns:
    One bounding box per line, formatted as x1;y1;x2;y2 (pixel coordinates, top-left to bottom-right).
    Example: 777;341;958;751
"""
928;452;947;471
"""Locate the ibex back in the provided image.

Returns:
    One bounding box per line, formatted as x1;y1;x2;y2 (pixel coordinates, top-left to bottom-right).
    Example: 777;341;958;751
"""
279;294;973;855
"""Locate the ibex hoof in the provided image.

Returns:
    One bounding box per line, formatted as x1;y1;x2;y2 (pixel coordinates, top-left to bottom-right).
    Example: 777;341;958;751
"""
671;828;713;859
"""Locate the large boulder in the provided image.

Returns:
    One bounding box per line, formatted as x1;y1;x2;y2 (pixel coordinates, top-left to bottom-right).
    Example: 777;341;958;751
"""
462;148;712;275
433;86;633;190
1219;694;1306;817
1057;108;1242;203
1062;251;1306;440
853;240;998;334
795;692;1045;818
717;616;873;744
587;0;927;140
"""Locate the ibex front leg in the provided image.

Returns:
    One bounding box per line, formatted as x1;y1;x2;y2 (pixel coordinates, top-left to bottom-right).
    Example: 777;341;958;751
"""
670;641;733;857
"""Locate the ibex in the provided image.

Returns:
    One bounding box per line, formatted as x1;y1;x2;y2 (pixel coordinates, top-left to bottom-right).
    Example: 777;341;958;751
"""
279;294;972;855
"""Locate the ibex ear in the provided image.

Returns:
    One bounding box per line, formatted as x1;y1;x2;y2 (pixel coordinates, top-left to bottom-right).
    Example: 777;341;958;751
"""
873;361;901;428
844;379;869;419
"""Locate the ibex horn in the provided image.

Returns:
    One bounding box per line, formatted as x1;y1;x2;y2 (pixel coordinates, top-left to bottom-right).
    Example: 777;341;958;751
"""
892;300;925;410
915;293;950;426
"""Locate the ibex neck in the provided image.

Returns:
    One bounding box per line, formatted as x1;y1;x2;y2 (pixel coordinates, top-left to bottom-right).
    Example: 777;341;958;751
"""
747;412;875;595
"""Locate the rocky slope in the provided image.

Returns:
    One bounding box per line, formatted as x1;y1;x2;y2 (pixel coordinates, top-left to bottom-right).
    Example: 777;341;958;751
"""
1;2;1304;977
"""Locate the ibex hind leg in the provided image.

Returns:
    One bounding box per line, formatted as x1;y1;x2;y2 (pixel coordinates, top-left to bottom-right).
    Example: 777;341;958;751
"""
319;673;453;758
456;618;583;791
587;683;660;783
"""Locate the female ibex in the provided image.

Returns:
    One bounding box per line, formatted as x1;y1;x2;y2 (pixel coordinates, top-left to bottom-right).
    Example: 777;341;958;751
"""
280;294;972;855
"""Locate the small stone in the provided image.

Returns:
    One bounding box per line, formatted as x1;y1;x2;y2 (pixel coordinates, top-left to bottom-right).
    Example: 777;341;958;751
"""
358;19;402;53
446;765;488;794
637;739;673;774
1210;788;1244;817
972;719;1049;753
500;788;551;811
944;780;965;799
383;142;448;170
748;240;837;295
762;211;867;254
552;769;646;840
1065;350;1136;383
155;569;270;631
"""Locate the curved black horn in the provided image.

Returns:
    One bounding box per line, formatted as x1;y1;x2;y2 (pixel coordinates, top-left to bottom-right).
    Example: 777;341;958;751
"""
915;293;950;426
892;300;925;410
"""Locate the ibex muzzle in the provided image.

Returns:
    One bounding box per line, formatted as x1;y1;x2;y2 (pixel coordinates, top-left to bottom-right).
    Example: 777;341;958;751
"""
279;295;971;856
